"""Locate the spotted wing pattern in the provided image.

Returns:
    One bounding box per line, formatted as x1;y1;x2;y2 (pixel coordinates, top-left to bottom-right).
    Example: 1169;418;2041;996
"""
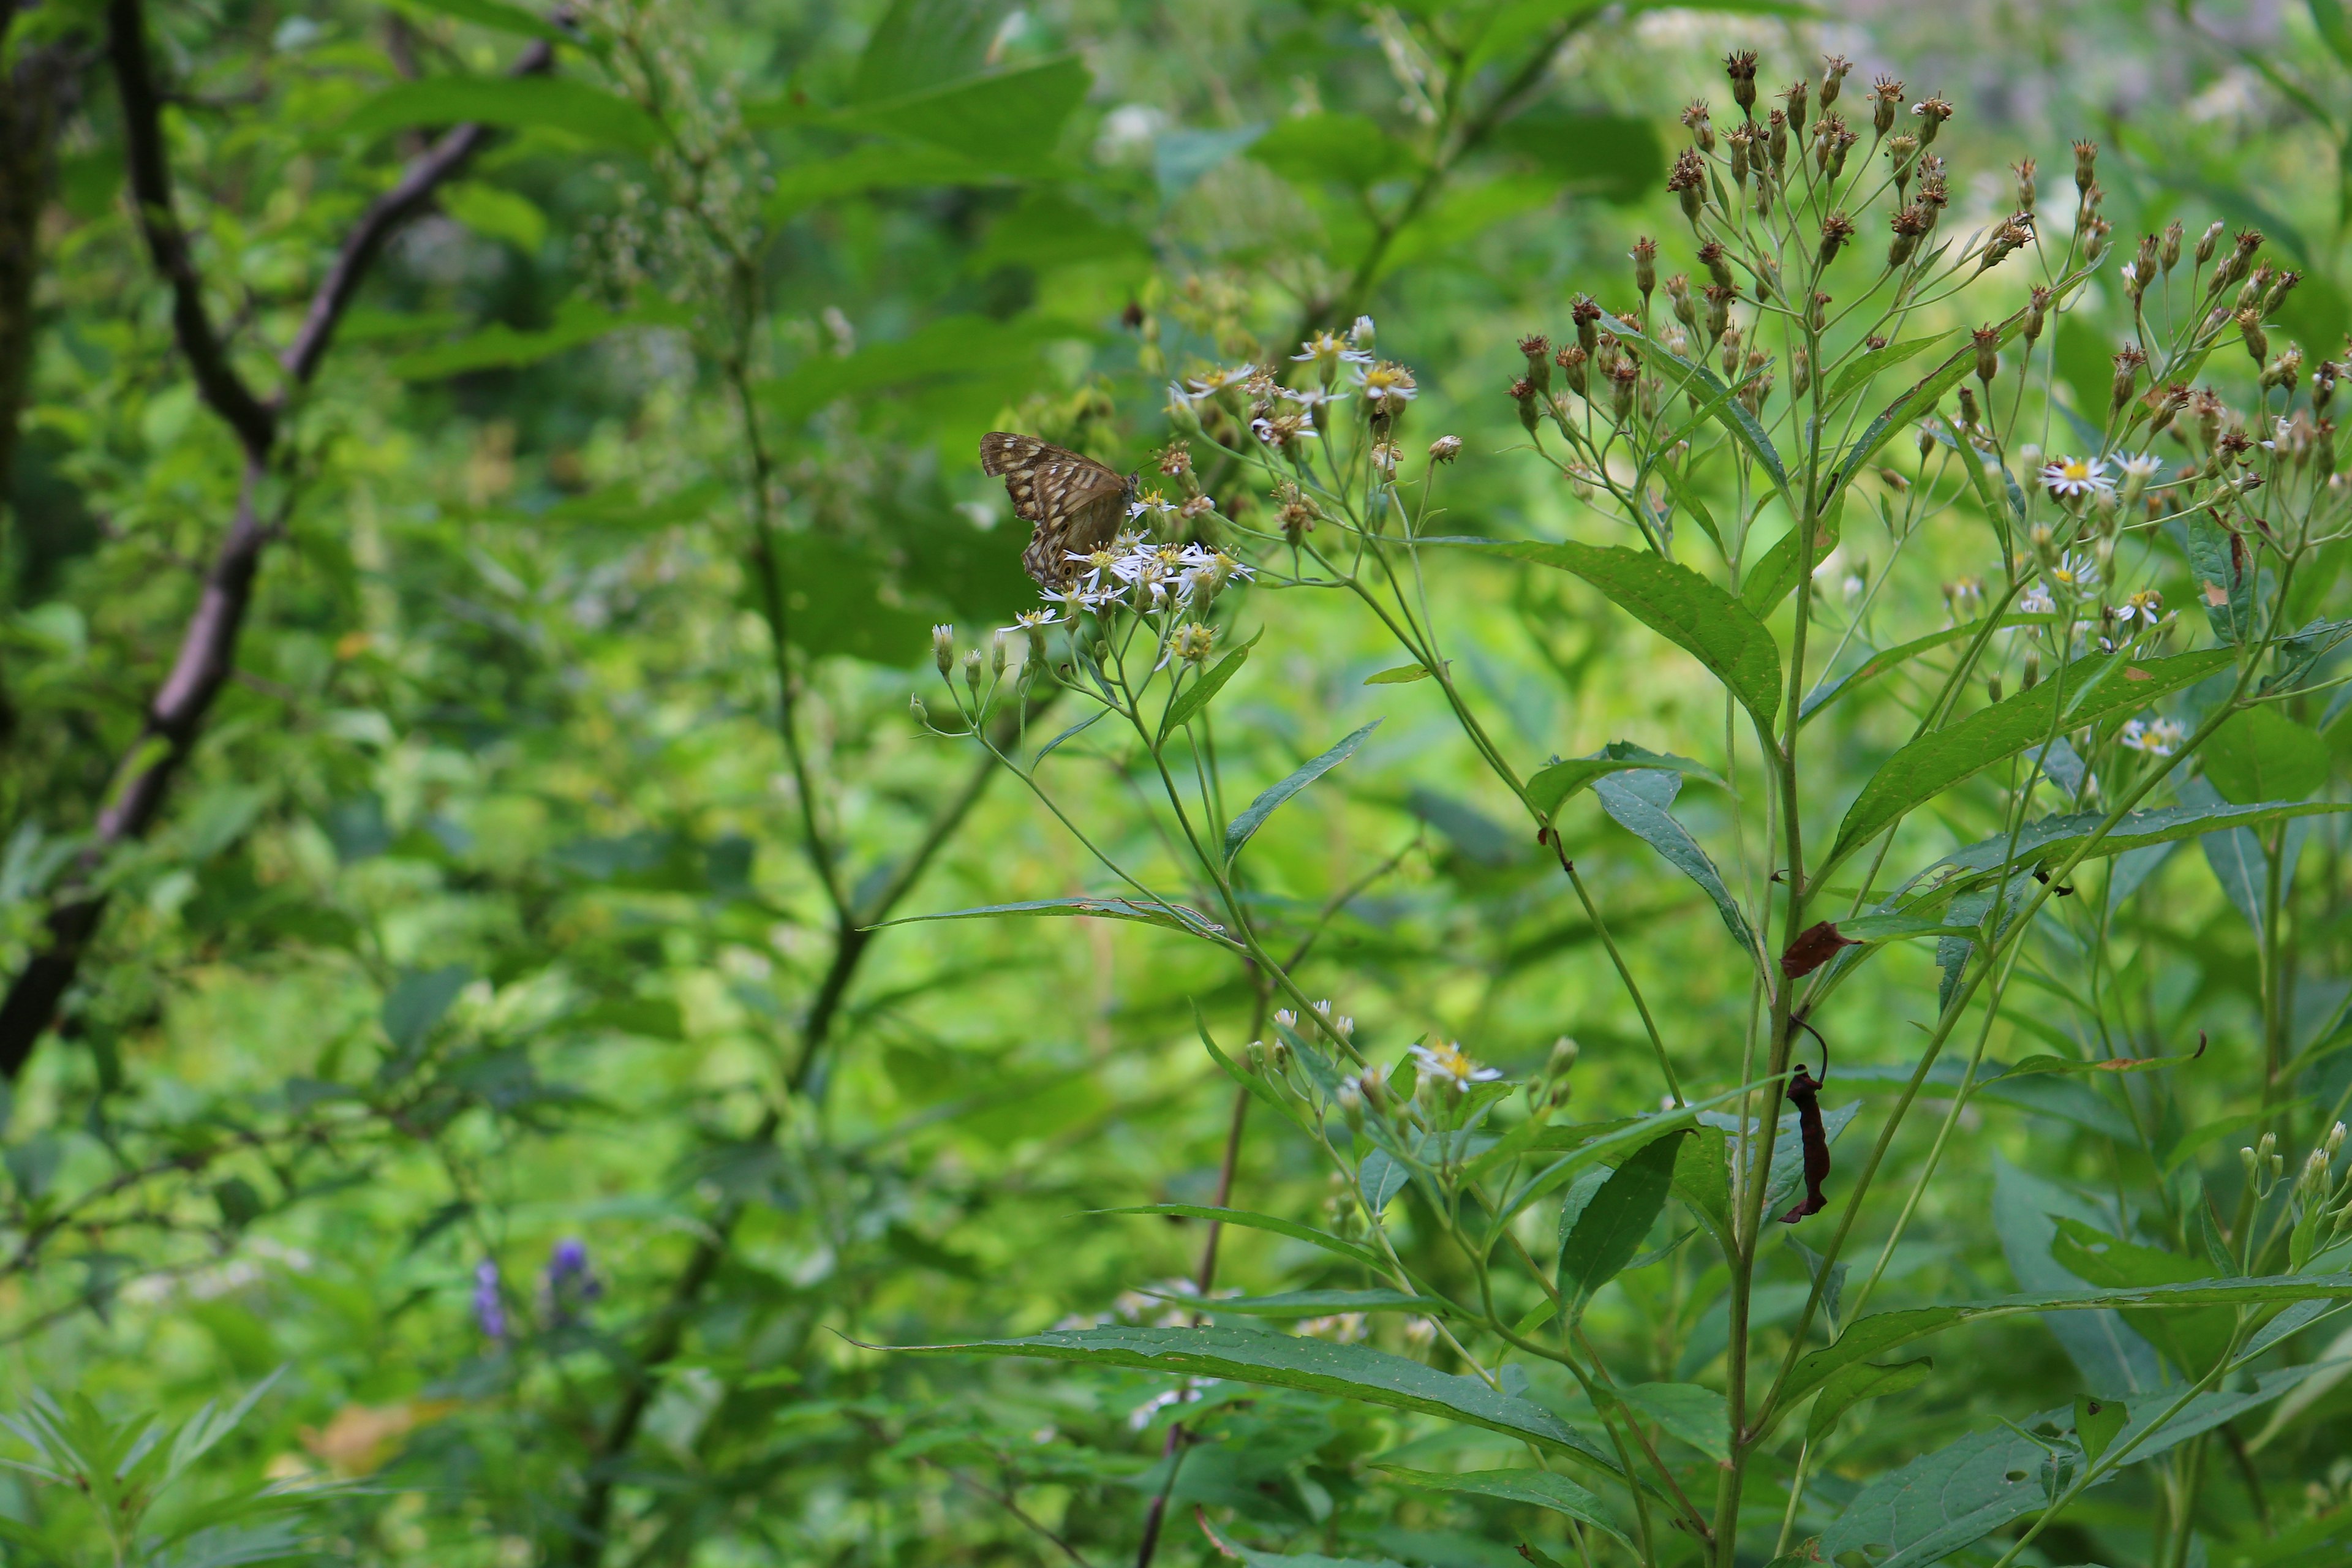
979;432;1131;587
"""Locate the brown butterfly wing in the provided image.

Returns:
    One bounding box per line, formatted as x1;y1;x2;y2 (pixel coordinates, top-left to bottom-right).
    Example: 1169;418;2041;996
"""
981;432;1131;587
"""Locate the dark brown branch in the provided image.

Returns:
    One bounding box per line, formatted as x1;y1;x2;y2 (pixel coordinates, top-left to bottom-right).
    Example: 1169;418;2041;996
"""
0;21;556;1080
107;0;274;456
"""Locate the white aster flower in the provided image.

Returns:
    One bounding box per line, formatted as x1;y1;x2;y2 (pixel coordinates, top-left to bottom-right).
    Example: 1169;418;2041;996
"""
2018;583;2056;614
2119;717;2185;756
1409;1040;1504;1093
2040;454;2115;499
2119;452;2162;480
1185;363;1258;399
2046;551;2100;595
2119;589;2164;625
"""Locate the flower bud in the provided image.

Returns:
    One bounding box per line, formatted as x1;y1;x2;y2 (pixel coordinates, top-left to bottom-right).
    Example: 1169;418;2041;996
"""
2195;221;2223;266
1510;376;1540;434
1572;295;1601;353
962;647;984;695
2022;285;2052;345
1973;324;2000;388
2072;138;2097;194
1555;343;1589;396
910;693;930;726
1608;359;1638;422
1632;236;1657;303
1822;53;1852;107
2237;307;2269;367
1807;292;1830;333
1725;49;1759;114
2112;346;2145;415
1790;345;1811;401
1338;1079;1365;1132
1871;74;1902;136
990;628;1010;677
932;623;956;676
1429;434;1461;464
2011;157;2037;214
1988;674;2003;704
2022;649;2040;690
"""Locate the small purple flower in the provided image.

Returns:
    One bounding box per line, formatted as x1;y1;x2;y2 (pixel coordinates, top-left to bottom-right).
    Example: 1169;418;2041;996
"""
541;1237;601;1325
473;1259;507;1340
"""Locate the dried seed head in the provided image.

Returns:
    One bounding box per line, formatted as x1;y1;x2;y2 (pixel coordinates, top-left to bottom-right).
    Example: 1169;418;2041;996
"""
2237;307;2269;366
2146;380;2191;438
2023;284;2054;345
2011;157;2037;215
1725;49;1760;113
1667;148;1709;222
1681;99;1716;152
1607;358;1638;421
1767;107;1789;170
2072;138;2098;193
1973;324;2001;388
1790;345;1811;400
1888;202;1928;267
2161;220;2183;272
1428;434;1461;464
1821;53;1853;106
1781;77;1810;127
1718;321;1743;379
1632;235;1658;303
1509;375;1540;434
1912;93;1954;145
2265;268;2301;314
2195;220;2223;266
1726;123;1754;184
1520;333;1553;395
1887;134;1921;195
1807;291;1830;333
1572;294;1602;352
1703;283;1736;339
2316;360;2340;414
2265;344;2304;393
1817;209;1856;267
1871;74;1903;135
1957;384;1981;429
2113;345;2147;413
1555;342;1588;395
1978;213;2034;273
1697;239;1736;292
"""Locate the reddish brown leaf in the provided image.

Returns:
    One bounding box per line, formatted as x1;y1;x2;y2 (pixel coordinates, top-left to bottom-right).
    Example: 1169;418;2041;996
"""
1780;920;1859;979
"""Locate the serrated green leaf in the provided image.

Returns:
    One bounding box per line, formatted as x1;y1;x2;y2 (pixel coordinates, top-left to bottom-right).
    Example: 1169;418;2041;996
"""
1825;650;2236;873
1559;1129;1687;1307
1452;539;1783;733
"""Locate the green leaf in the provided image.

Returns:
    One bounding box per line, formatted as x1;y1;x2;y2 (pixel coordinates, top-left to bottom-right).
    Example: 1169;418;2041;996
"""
390;298;683;379
1525;743;1724;817
1613;1381;1728;1462
383;965;471;1052
875;895;1233;944
1828;268;2093;500
1928;797;2352;883
439;181;548;252
1374;1467;1631;1550
1593;769;1755;956
1809;1358;1932;1443
386;0;573;42
1489;108;1664;203
1363;662;1433;685
2075;1394;2128;1466
766;143;1009;223
888;1324;1636;1479
1738;502;1841;620
1672;1125;1731;1236
344;77;664;153
1225;722;1381;864
2203;707;2329;804
1097;1205;1385;1271
1823;330;1961;405
1196;1513;1409;1568
1819;1366;2328;1568
1798;615;2052;726
1558;1129;1687;1306
1785;1275;2352;1407
2316;0;2352;65
1163;630;1261;737
1825;650;2236;873
1598;320;1794;510
835;56;1090;170
1250;113;1411;189
1154;1287;1447;1318
2188;509;2255;644
1836;913;1980;942
1460;539;1783;733
762;314;1091;424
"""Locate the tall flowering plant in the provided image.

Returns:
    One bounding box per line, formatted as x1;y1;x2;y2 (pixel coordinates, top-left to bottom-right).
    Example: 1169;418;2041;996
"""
908;47;2352;1568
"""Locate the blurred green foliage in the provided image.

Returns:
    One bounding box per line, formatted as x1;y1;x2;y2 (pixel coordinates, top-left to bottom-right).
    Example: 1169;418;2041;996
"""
0;1;2349;1566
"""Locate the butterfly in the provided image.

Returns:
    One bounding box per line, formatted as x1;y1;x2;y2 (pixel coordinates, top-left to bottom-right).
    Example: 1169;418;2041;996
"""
979;432;1137;588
